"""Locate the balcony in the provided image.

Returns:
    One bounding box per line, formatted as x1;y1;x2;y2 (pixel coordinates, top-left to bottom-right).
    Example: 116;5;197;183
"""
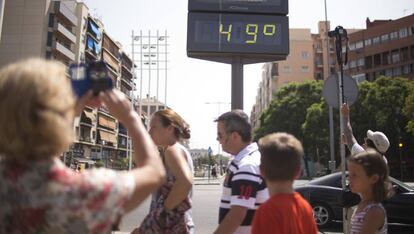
54;22;76;44
121;53;133;70
122;64;133;78
121;77;134;90
53;41;75;61
103;50;120;73
102;33;121;61
55;2;78;27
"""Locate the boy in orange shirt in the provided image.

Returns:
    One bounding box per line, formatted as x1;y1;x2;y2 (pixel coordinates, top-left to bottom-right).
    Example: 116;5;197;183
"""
252;133;318;234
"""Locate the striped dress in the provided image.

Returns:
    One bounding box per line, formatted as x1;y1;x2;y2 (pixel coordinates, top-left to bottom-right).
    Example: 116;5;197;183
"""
351;203;387;234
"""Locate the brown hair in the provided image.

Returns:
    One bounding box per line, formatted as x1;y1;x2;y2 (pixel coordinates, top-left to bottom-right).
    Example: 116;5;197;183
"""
0;58;75;164
348;150;391;203
258;132;303;181
153;109;190;139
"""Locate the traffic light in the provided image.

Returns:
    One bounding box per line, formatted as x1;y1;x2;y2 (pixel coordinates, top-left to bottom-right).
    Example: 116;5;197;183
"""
399;143;403;148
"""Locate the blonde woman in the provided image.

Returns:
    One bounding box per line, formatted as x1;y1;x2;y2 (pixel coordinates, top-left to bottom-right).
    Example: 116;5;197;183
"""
0;58;165;233
135;109;195;233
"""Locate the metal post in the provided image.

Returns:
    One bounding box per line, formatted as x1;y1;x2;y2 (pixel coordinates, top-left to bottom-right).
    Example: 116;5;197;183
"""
336;32;348;233
156;30;159;112
231;57;243;110
147;30;151;129
164;30;168;106
129;30;135;171
139;30;143;117
0;0;5;42
324;0;336;174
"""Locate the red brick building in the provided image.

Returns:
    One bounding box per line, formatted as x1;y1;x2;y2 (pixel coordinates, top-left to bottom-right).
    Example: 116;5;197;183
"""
346;14;414;82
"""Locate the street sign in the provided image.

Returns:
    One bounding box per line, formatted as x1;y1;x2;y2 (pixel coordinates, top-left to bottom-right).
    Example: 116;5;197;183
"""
208;146;213;156
322;73;358;108
187;12;289;63
188;0;288;15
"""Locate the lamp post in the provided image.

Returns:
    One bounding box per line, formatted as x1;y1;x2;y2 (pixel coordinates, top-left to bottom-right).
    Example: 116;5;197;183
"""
205;101;230;175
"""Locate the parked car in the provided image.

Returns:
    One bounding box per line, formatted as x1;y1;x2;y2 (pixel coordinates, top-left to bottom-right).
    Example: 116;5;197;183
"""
295;172;414;228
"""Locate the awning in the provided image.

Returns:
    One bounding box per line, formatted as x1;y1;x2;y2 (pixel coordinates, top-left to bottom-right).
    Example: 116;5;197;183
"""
88;21;101;39
83;110;94;120
87;36;94;51
99;130;116;144
94;40;101;55
73;157;96;164
98;114;116;130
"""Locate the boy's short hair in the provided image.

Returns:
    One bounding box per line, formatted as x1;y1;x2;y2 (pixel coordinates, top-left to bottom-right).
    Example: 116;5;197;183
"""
258;132;303;181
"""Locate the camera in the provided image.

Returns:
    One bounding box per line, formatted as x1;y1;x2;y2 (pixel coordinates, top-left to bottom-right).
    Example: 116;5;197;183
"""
328;26;347;38
70;60;113;97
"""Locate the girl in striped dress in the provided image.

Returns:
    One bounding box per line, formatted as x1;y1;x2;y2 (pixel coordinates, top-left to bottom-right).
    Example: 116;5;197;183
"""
348;149;392;234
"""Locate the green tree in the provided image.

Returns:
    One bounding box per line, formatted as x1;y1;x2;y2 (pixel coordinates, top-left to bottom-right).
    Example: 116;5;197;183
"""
254;80;323;141
403;84;414;136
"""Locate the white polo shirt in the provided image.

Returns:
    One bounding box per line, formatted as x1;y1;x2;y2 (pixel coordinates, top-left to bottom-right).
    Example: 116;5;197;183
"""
219;142;269;234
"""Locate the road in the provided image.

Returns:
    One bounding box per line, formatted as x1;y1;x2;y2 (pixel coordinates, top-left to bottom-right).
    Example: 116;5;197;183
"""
117;179;414;234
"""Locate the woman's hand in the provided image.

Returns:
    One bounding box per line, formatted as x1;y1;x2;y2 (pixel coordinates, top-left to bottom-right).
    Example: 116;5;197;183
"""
99;89;138;125
74;91;102;116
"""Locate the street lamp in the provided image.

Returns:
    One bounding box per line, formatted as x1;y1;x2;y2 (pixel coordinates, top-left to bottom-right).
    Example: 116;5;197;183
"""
205;101;231;175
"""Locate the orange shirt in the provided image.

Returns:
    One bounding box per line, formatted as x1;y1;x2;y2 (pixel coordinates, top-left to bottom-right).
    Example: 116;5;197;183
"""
252;192;318;234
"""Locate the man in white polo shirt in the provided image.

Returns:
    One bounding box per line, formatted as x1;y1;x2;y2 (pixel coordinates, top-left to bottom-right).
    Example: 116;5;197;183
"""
213;110;268;234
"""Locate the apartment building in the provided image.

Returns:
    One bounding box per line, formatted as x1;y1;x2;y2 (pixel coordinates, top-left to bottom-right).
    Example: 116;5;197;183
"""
250;21;364;130
346;14;414;81
251;23;333;130
0;0;136;169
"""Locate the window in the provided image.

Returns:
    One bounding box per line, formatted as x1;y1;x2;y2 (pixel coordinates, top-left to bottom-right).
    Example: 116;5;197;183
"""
301;66;309;73
271;63;279;76
399;28;408;38
393;67;402;76
283;65;291;73
46;32;53;47
409;26;414;36
403;65;411;74
381;34;389;42
401;47;409;61
349;60;356;68
390;31;398;40
364;38;372;46
316;73;322;80
382;52;390;65
365;56;373;69
301;51;309;59
373;36;380;44
357;58;364;67
391;50;400;63
355;41;363;49
48;14;55;28
385;69;392;77
349;43;356;51
374;54;381;66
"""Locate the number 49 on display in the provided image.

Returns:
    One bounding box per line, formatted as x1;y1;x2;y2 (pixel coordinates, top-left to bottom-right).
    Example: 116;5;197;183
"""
219;23;276;44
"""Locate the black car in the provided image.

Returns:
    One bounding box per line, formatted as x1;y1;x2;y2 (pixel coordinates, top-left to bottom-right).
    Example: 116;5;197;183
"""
295;172;414;228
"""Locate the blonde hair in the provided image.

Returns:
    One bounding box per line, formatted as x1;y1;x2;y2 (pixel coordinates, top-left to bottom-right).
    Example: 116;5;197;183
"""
0;58;75;164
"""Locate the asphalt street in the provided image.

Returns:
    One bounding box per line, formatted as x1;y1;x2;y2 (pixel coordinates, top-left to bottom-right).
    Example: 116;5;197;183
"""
116;179;414;234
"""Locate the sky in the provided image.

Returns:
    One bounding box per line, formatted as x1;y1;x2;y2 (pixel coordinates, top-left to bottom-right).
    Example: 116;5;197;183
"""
82;0;413;153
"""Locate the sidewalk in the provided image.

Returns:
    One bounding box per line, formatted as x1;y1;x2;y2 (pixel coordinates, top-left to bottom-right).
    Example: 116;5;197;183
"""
194;176;222;185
